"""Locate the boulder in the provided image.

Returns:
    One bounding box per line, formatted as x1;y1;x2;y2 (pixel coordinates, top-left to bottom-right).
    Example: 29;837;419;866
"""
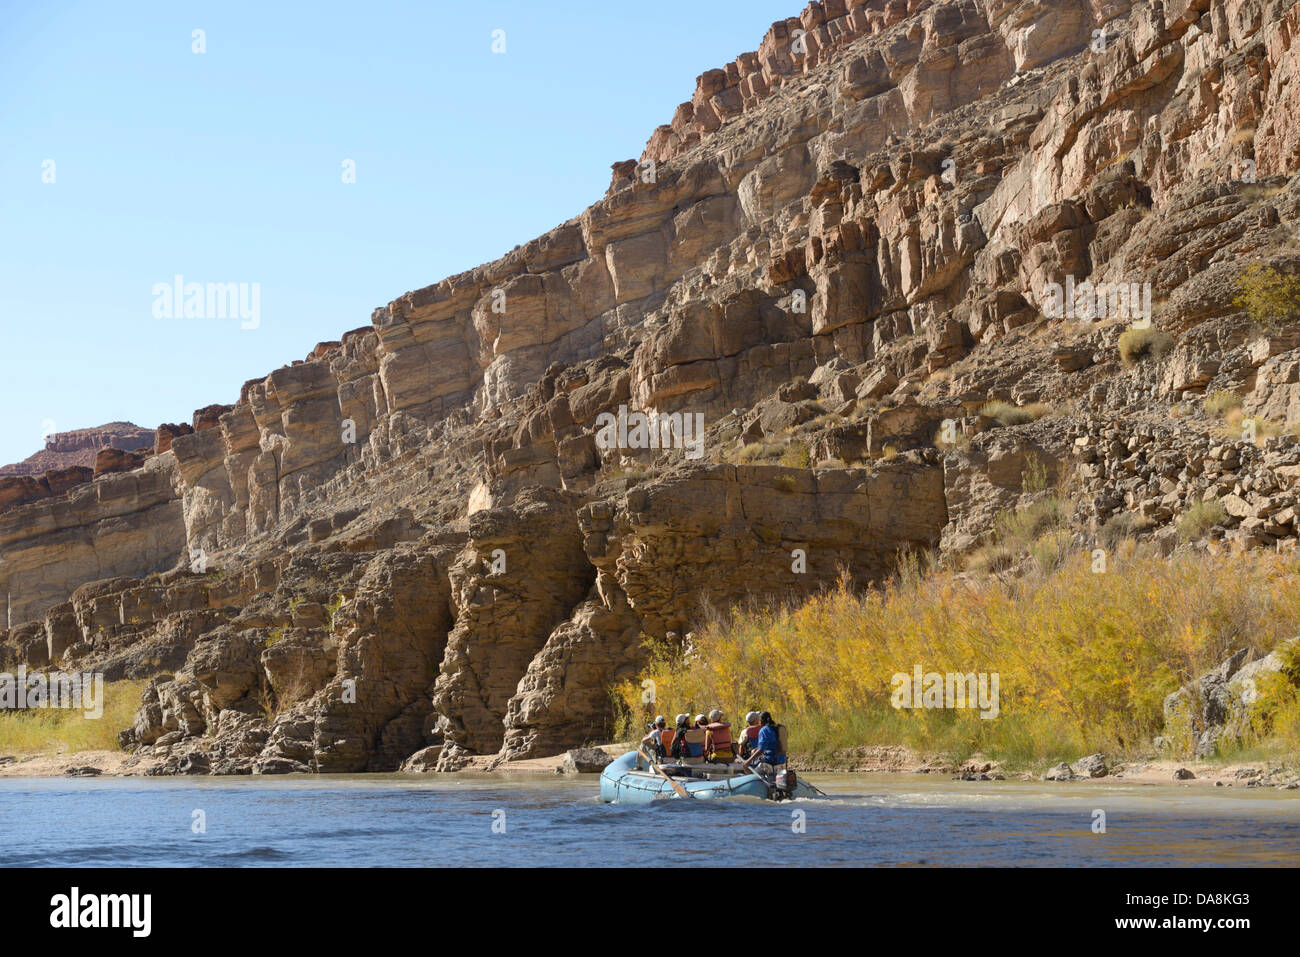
1073;753;1108;778
559;747;614;774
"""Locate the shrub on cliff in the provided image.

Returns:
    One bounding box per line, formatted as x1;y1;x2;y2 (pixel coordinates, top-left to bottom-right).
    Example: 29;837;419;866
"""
780;442;812;469
736;441;782;463
979;400;1051;426
1204;390;1242;417
1118;325;1174;364
1177;499;1226;541
1235;263;1300;327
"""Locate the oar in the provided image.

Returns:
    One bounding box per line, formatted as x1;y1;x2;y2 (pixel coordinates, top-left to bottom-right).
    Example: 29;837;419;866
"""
638;747;692;800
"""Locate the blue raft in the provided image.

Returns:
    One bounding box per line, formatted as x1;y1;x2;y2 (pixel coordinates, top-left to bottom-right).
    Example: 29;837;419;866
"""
599;750;821;804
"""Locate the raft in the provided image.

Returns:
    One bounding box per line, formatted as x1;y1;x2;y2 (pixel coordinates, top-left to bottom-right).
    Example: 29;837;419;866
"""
598;750;821;804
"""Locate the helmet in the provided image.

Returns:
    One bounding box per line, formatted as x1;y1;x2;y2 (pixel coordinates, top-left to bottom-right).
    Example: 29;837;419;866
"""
654;715;666;727
675;713;689;726
695;714;707;725
744;711;759;724
708;709;723;722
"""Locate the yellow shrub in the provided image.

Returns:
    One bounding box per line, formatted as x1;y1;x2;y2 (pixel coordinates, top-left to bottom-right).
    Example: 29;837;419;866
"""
1235;263;1300;327
0;680;145;755
618;549;1300;765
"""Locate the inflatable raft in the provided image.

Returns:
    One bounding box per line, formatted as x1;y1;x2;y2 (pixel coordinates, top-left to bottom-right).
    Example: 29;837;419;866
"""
599;750;821;804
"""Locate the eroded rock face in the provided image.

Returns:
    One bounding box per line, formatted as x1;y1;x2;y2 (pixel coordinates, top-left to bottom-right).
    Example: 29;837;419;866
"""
310;544;457;772
433;487;593;769
582;461;946;639
4;0;1300;771
0;456;185;628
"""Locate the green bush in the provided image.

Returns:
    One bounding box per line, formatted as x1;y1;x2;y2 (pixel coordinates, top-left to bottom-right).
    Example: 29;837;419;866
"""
1177;499;1227;541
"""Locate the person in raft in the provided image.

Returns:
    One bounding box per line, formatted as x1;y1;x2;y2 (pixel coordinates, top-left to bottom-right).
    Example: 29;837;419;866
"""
754;711;787;769
737;711;761;759
641;715;670;759
670;712;702;764
703;709;734;763
676;714;708;764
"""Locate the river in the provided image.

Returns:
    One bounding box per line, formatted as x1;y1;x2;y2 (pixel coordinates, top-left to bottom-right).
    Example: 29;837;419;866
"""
2;773;1297;867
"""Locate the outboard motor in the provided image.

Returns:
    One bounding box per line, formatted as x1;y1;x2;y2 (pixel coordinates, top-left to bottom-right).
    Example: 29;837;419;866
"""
769;768;798;800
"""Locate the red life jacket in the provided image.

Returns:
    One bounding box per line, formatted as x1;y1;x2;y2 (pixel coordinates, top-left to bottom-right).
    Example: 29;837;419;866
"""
705;722;733;760
743;725;760;742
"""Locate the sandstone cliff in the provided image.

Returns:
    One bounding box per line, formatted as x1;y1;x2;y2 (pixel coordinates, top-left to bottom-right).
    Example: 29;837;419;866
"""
2;0;1299;773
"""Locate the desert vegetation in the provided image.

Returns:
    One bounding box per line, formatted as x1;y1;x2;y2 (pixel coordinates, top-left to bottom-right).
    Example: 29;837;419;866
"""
618;547;1300;767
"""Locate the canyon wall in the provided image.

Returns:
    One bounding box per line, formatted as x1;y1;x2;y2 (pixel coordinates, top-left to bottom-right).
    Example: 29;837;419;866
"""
2;0;1299;772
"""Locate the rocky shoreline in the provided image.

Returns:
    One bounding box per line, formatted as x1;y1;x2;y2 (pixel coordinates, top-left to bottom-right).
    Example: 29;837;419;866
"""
4;743;1297;793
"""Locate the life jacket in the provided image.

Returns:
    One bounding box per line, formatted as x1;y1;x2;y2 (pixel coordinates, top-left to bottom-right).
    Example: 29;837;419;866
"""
671;727;689;759
705;722;734;761
758;723;789;764
680;726;707;758
659;728;676;756
738;724;760;757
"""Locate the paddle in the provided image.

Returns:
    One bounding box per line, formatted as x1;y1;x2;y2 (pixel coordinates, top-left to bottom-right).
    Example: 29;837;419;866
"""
637;747;692;800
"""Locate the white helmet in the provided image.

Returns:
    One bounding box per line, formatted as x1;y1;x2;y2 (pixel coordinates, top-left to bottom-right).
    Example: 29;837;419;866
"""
745;711;759;724
708;709;723;722
674;713;689;725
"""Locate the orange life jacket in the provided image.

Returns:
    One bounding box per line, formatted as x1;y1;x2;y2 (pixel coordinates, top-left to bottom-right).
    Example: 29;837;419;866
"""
705;722;733;760
659;728;676;754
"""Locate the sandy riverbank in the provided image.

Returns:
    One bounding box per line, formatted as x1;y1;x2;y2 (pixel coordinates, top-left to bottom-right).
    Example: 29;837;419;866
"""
2;742;1296;788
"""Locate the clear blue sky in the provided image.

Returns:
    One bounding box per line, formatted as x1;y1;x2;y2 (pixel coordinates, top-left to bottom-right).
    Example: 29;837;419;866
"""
0;0;798;467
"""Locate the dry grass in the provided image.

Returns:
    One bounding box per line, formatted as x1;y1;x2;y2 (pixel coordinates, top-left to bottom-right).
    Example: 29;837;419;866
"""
736;441;783;464
1214;408;1299;445
617;547;1300;765
1097;512;1155;550
1204;390;1243;417
933;422;970;452
980;400;1051;426
0;680;144;755
1118;326;1175;364
1177;499;1227;540
780;442;812;469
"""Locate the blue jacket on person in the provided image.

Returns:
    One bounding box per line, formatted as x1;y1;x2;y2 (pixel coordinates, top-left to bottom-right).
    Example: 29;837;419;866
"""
756;724;785;765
